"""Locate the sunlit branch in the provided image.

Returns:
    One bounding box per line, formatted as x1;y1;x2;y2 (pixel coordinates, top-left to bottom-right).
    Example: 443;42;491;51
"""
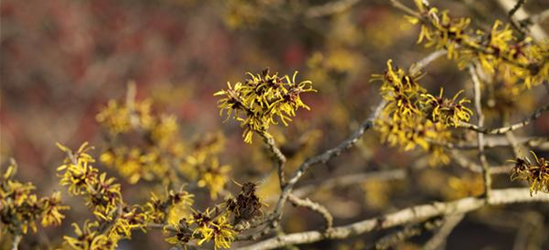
374;217;444;250
236;188;549;250
423;214;465;250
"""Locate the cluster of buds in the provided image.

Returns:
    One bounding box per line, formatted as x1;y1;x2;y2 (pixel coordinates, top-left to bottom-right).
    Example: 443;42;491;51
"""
511;151;549;195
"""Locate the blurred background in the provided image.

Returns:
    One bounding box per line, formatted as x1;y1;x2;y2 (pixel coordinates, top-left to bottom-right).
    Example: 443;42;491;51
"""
2;0;549;249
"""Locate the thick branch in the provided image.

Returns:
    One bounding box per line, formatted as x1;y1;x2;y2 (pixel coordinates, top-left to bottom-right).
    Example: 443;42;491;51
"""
11;233;22;250
374;217;444;250
423;214;465;250
236;188;549;250
436;136;549;150
519;8;549;27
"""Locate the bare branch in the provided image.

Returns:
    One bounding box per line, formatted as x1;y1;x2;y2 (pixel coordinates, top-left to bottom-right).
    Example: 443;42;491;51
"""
409;50;447;75
11;233;22;250
374;217;444;250
291;169;408;199
388;0;422;19
271;99;387;220
494;0;547;40
469;65;491;198
459;102;549;134
435;136;549;150
519;8;549;27
236;188;549;250
288;194;333;230
423;214;465;250
508;0;527;18
260;133;288;189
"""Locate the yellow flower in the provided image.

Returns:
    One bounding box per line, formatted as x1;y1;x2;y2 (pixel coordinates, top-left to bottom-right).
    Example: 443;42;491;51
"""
421;88;473;127
40;191;69;227
193;211;236;250
510;151;549;195
57;143;122;219
215;68;316;143
373;60;462;166
408;1;549;88
1;161;68;235
211;213;236;250
197;158;231;200
64;221;119;250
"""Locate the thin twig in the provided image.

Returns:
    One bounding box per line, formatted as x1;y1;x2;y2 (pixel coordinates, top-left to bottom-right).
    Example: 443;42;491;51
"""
305;0;363;18
469;65;491;198
409;50;447;75
288;194;333;230
435;136;549;150
260;133;287;189
450;150;512;174
459;102;549;134
373;217;444;250
271;99;387;221
508;0;527;18
291;169;408;199
507;0;528;36
505;129;522;159
388;0;422;19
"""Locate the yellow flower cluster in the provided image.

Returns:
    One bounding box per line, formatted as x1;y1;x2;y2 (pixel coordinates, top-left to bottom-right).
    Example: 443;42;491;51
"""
143;188;194;225
58;143;149;250
165;182;263;249
97;85;232;200
57;142;122;219
408;0;549;88
166;209;236;250
421;89;472;127
511;151;549;196
373;60;473;165
64;221;118;250
56;142;259;250
215;68;316;143
444;174;484;200
180;133;231;200
96;99;153;136
0;162;68;235
96;87;183;184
